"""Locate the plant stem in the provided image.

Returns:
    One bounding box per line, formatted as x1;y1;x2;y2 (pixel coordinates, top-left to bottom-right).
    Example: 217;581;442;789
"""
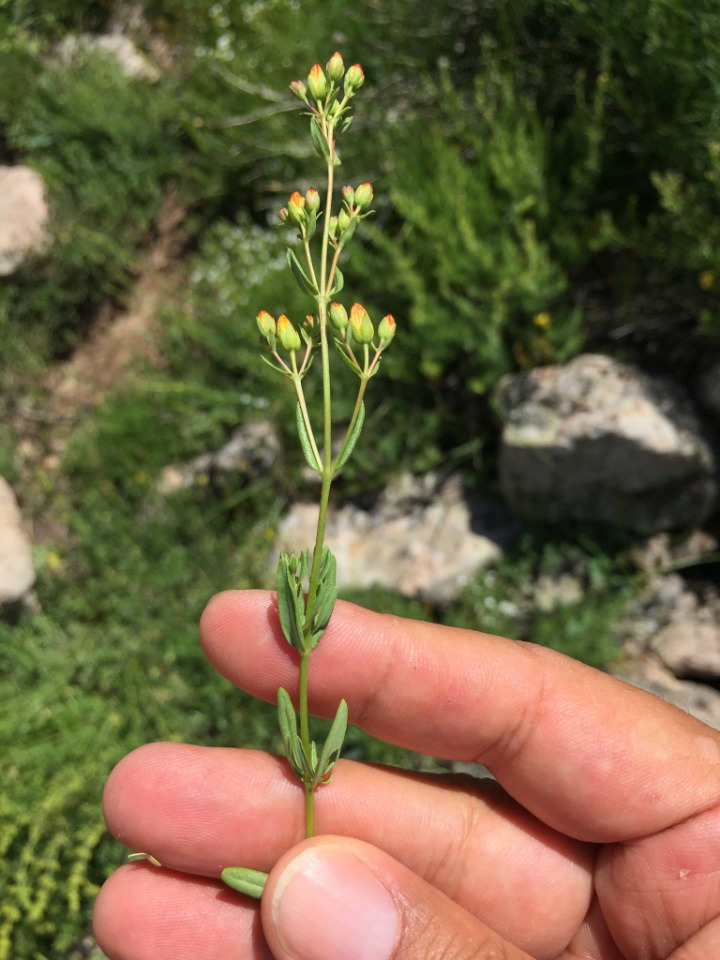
298;111;338;839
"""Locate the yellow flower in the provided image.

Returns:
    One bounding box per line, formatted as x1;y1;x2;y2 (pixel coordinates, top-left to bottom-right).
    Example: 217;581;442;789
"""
699;270;715;291
532;311;552;329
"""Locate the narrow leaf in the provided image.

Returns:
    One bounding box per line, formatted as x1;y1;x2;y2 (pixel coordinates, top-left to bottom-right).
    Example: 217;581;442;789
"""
222;867;268;899
313;699;348;787
295;403;321;473
310;117;331;165
276;552;305;650
277;688;306;778
329;266;344;297
334;402;365;472
287;247;317;295
259;354;292;377
311;547;338;646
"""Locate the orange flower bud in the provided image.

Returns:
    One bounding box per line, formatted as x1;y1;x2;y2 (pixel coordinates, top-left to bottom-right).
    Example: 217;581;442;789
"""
326;51;345;82
344;64;364;94
287;191;306;226
276;314;301;352
342;185;355;207
354;182;373;209
349;303;374;343
378;314;396;344
307;63;328;101
289;79;308;102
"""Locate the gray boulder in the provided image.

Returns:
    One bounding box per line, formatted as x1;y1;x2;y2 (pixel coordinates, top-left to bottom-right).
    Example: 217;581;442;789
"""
497;354;716;532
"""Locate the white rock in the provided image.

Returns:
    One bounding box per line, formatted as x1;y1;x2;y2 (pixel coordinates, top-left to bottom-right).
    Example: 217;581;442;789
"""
0;166;49;276
276;473;516;604
0;477;35;606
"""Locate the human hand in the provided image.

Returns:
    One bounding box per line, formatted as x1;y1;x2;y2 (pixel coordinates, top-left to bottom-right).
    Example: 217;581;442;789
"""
94;590;720;959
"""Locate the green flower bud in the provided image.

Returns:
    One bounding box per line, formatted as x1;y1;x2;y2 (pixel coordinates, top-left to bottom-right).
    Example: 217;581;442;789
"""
354;182;373;209
304;188;320;213
257;309;276;341
289;80;308;103
277;314;301;352
307;63;328;101
349;303;374;343
378;314;396;344
326;52;345;82
344;64;365;94
328;302;349;333
342;185;355;207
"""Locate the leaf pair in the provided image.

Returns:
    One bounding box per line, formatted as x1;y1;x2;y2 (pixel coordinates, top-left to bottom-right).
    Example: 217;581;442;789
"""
277;688;348;788
276;547;338;654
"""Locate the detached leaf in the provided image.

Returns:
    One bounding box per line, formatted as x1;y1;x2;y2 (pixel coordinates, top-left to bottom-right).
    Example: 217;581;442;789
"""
296;403;321;474
287;247;317;295
334;403;365;473
313;699;348;787
222;867;268;899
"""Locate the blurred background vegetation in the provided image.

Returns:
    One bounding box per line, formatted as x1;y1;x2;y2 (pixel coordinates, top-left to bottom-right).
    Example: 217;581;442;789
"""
1;0;719;955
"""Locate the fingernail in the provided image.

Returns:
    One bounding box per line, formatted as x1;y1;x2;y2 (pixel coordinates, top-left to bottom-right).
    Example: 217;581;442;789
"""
271;846;400;960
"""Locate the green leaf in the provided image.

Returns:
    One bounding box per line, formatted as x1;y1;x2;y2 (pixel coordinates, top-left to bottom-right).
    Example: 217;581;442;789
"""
310;116;331;165
287;247;317;295
329;266;344;297
276;552;306;651
313;699;348;787
334;403;365;472
277;687;306;778
259;354;291;377
222;867;268;899
310;546;337;646
295;403;321;474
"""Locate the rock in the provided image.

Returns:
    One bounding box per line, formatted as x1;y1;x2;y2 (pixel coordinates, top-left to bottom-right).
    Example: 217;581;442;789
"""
497;354;716;533
612;656;720;731
0;166;49;276
652;619;720;682
276;473;518;604
157;420;280;494
0;477;35;614
55;33;160;81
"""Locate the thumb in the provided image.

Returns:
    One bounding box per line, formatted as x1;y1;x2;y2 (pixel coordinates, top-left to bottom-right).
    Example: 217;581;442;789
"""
261;836;533;960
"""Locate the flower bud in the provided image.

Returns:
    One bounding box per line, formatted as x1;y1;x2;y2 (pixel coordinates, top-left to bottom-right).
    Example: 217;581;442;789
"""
257;309;276;342
277;314;301;352
378;314;396;344
349;303;374;343
307;63;328;101
342;185;355;207
337;208;352;233
287;191;306;226
326;51;345;82
304;188;320;213
278;207;289;224
289;80;308;102
344;64;365;94
328;302;349;333
354;182;373;209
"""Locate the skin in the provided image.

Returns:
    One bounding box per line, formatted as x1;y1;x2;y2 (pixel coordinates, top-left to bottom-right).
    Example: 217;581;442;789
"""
94;591;720;960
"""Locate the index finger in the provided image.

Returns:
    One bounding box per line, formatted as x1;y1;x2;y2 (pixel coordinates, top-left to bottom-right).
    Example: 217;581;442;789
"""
200;590;720;843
